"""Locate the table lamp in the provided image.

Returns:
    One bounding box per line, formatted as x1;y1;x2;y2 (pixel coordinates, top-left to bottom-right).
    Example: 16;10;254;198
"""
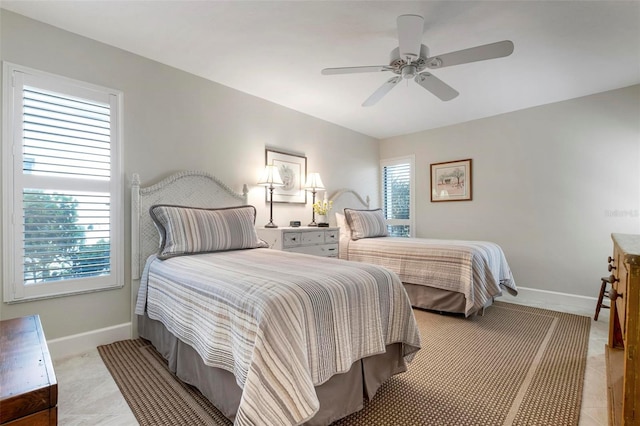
258;165;284;228
304;172;325;226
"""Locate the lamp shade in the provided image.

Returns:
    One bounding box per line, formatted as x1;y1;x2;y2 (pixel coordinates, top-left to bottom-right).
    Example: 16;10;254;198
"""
257;165;284;186
304;173;325;190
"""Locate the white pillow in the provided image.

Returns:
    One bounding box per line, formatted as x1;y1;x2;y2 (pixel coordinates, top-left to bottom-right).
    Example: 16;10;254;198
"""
335;212;351;237
335;212;351;260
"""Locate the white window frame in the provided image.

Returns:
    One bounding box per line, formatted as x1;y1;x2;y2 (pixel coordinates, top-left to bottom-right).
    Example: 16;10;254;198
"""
2;62;124;302
380;155;415;237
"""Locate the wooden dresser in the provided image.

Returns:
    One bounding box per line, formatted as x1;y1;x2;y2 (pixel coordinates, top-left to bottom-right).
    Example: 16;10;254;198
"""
606;234;640;426
0;315;57;425
257;226;339;258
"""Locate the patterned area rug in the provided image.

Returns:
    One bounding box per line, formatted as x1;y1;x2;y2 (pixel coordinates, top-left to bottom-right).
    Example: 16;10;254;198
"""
98;302;590;425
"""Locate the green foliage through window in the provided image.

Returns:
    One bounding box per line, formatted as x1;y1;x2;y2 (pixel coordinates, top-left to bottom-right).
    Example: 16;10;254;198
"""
23;190;110;284
382;161;412;237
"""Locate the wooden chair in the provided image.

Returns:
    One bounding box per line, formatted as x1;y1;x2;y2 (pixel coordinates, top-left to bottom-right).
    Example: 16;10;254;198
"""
594;276;611;321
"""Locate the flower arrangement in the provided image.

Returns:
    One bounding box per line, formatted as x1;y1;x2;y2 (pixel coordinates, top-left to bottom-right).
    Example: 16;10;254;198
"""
312;199;333;216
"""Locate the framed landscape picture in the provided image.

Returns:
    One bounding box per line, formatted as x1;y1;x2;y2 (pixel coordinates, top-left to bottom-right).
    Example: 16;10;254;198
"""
266;149;307;204
430;158;472;202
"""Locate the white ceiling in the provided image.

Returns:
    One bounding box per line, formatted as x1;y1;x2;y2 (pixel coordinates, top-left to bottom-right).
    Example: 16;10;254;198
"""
3;1;639;139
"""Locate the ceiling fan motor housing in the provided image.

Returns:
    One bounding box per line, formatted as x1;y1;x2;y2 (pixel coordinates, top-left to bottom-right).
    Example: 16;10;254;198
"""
390;45;429;77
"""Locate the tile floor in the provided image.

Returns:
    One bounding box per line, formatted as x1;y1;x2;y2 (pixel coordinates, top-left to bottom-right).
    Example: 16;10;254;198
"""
53;296;610;426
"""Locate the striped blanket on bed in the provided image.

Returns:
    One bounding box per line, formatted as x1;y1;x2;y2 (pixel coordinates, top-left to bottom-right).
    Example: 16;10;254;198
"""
135;248;420;426
344;237;517;316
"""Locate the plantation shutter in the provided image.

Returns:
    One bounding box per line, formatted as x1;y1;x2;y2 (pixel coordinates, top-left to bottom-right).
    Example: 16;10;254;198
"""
23;86;111;179
4;64;123;301
381;158;414;237
383;163;411;220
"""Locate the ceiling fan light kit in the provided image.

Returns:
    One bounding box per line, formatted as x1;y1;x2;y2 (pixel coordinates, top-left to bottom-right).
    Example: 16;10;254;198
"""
401;65;417;79
321;14;514;106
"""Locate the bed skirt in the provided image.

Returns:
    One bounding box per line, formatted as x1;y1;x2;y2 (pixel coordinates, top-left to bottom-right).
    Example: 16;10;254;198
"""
403;283;495;316
138;313;407;425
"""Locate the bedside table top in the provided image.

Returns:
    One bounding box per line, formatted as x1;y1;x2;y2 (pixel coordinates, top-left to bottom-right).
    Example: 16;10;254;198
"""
257;226;339;231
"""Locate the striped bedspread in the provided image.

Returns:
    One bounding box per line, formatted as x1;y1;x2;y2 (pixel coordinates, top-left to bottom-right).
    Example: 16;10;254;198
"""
344;237;517;316
135;248;420;426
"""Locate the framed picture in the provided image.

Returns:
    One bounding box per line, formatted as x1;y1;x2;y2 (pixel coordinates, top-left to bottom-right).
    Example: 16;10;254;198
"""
266;149;307;204
430;159;472;202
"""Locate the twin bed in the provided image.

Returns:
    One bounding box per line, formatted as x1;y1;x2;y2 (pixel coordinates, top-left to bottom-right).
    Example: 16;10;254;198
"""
131;171;420;426
328;189;517;317
132;171;517;426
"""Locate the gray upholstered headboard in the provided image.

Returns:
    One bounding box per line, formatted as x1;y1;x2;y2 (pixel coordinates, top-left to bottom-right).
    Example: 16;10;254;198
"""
327;189;371;227
131;170;248;280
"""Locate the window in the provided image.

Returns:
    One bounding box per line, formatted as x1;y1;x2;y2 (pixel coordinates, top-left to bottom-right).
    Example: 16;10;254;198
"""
381;156;415;237
3;63;123;302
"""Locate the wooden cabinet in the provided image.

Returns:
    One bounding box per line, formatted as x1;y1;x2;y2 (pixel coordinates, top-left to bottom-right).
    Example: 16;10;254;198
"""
0;315;57;425
257;227;339;258
606;234;640;426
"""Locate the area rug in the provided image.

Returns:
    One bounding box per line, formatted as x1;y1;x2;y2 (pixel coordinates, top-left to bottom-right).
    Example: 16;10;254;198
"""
98;302;590;425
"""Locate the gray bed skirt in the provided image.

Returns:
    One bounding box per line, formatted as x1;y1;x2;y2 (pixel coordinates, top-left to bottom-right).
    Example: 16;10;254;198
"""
403;283;495;316
138;313;407;425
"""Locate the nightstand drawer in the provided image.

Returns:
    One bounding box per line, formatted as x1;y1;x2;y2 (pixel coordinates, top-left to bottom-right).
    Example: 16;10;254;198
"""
287;244;339;257
325;230;338;243
301;231;325;245
283;232;302;248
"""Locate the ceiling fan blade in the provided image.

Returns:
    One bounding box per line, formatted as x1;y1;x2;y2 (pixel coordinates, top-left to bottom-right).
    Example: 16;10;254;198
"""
426;40;514;69
414;73;459;101
321;66;392;75
397;14;424;62
362;76;402;107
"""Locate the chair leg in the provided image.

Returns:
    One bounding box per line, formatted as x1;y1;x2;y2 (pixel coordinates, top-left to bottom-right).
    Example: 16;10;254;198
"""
594;279;607;321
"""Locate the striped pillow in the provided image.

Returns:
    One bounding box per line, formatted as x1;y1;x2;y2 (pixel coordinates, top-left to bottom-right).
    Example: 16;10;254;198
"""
150;205;268;259
344;208;389;240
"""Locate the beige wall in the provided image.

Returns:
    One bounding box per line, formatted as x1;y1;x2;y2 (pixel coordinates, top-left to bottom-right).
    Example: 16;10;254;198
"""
0;10;380;339
380;85;640;297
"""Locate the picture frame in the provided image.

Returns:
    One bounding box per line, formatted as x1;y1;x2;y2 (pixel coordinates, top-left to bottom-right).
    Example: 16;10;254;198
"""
266;149;307;204
430;158;472;202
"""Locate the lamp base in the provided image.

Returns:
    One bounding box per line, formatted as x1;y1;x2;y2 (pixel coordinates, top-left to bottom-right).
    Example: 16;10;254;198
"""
265;221;278;228
308;222;318;227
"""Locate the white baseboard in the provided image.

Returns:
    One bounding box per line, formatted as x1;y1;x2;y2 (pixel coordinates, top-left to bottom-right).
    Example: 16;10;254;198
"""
500;286;599;317
48;322;131;361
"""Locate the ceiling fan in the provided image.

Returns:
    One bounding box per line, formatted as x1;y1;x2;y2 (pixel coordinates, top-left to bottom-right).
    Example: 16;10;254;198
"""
321;15;514;107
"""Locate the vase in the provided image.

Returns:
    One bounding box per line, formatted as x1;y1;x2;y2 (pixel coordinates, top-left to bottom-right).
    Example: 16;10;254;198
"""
317;214;328;226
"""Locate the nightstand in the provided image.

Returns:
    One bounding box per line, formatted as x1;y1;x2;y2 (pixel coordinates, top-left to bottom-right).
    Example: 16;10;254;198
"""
257;227;339;258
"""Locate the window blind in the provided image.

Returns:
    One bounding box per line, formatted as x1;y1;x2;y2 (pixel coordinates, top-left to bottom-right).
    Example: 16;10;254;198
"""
21;86;112;284
23;86;111;179
383;163;411;220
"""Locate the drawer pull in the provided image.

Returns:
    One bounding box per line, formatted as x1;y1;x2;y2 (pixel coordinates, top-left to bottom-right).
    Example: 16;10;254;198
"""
609;274;619;283
609;288;623;301
608;264;616;271
608;256;614;263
